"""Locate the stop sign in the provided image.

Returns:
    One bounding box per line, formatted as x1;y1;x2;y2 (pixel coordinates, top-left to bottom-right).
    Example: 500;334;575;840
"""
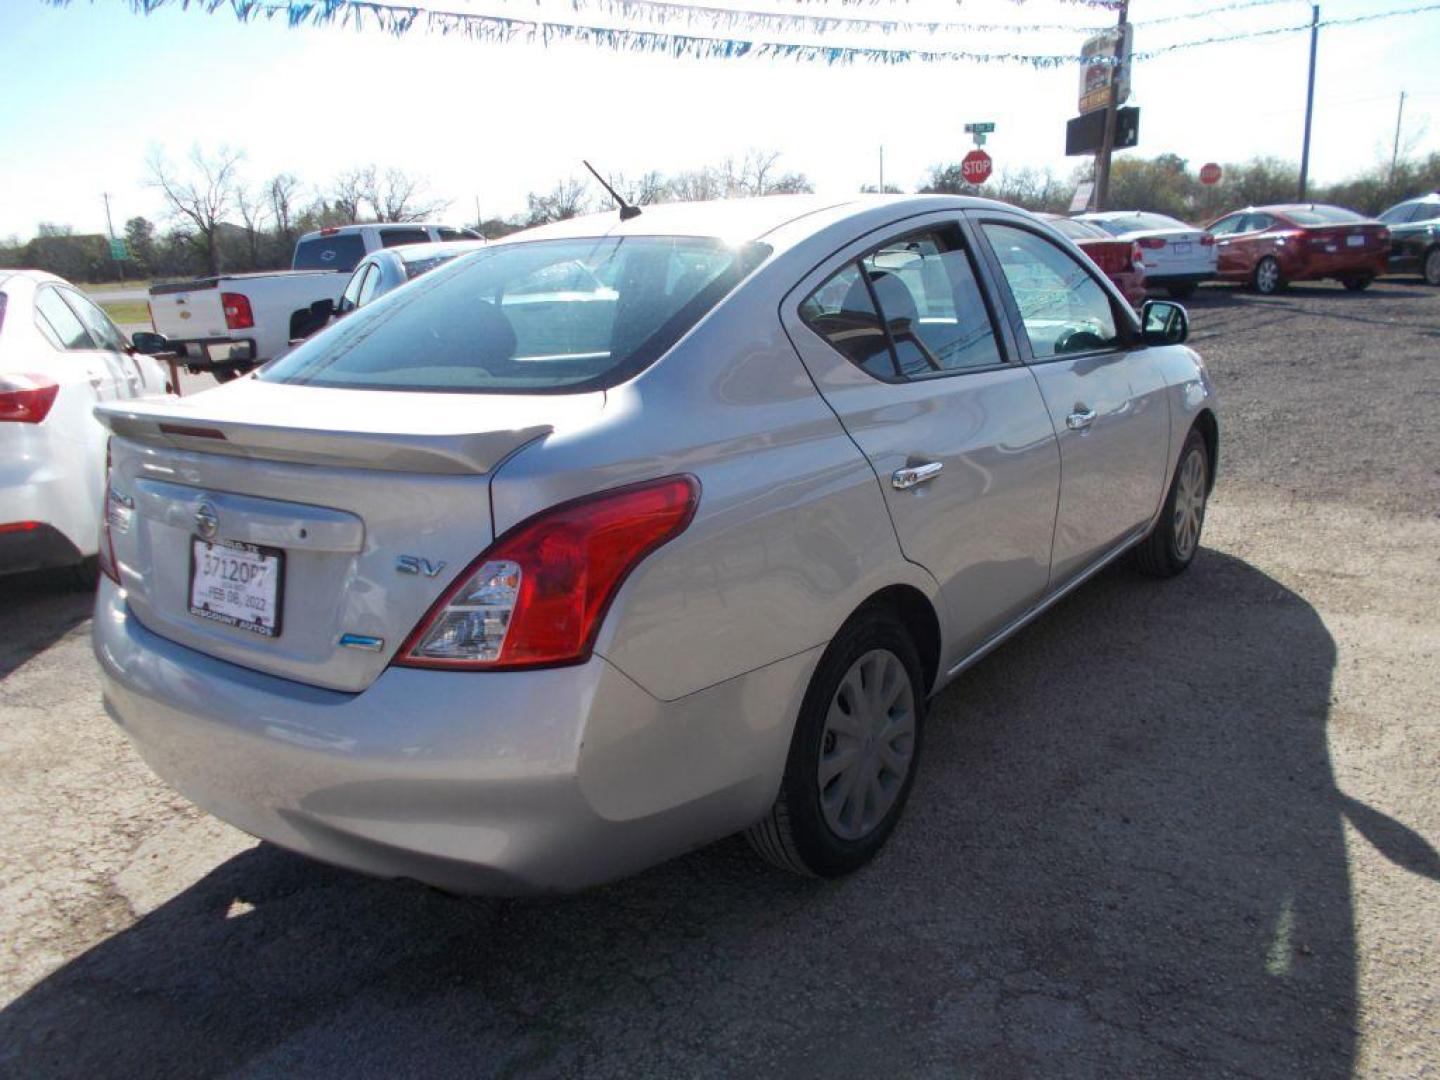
1199;162;1222;186
961;149;993;185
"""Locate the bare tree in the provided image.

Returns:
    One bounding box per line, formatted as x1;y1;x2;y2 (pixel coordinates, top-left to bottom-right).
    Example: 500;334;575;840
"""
268;172;300;247
330;167;370;223
362;167;449;222
235;183;270;269
525;178;588;225
606;170;668;207
147;145;244;276
667;168;724;203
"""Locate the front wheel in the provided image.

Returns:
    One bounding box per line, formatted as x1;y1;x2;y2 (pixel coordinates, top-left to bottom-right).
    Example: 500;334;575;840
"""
1341;275;1373;292
1423;246;1440;286
1252;256;1283;295
1135;427;1209;578
747;608;925;878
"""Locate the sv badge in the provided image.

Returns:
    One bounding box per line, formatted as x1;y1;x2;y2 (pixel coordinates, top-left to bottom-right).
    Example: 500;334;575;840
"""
396;555;447;578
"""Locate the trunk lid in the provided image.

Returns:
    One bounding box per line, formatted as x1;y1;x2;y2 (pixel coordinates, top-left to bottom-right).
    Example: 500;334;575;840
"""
97;379;604;692
148;279;227;340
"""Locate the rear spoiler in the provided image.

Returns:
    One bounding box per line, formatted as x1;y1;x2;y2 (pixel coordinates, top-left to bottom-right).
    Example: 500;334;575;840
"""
95;398;550;476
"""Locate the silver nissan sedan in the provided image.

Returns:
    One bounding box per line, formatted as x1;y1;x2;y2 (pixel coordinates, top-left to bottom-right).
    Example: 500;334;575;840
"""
93;195;1217;894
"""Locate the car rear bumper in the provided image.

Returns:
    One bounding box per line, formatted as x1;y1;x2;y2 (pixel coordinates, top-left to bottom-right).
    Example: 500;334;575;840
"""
169;337;257;368
1143;272;1214;287
1288;251;1388;280
93;577;816;894
0;521;84;575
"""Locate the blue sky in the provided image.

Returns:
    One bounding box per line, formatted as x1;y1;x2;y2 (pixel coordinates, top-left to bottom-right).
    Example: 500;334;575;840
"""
1;0;1436;238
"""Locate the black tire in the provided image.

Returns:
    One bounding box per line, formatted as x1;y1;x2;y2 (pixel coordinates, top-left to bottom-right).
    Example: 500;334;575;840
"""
69;556;99;592
1423;246;1440;287
1341;275;1373;292
1135;427;1209;578
1166;282;1197;299
746;607;925;878
1252;256;1283;295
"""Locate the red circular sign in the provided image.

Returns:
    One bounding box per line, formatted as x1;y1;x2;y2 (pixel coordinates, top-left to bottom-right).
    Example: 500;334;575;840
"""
961;149;993;185
1199;162;1223;186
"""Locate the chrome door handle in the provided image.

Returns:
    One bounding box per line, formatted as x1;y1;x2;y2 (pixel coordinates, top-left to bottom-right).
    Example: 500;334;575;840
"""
1066;408;1097;431
891;462;943;490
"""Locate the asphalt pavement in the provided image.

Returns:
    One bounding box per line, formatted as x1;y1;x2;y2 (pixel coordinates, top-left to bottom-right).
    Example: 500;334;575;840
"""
2;280;1437;1079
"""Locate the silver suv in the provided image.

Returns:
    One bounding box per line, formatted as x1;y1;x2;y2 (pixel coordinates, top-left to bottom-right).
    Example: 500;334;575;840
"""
94;195;1217;894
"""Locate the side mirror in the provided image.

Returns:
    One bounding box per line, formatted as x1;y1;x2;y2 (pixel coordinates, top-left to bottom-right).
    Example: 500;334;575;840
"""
311;297;335;319
1141;300;1188;346
130;331;170;355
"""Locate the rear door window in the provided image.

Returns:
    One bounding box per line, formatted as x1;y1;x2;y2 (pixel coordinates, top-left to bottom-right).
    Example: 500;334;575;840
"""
980;223;1120;360
60;288;128;352
34;287;95;350
379;228;430;248
798;263;893;380
293;234;366;271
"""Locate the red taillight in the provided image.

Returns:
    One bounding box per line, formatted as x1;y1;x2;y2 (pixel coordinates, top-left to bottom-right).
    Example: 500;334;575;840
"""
221;292;254;330
1138;237;1166;249
397;476;701;670
0;521;41;534
0;374;60;424
1199;233;1216;246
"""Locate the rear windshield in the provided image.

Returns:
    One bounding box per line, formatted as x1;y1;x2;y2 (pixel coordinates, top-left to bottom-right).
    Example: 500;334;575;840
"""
261;236;771;394
1089;213;1188;236
293;234;367;272
1049;217;1107;242
1285;206;1366;226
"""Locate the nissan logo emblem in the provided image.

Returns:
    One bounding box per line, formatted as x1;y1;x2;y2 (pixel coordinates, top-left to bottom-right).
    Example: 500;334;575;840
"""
194;501;219;540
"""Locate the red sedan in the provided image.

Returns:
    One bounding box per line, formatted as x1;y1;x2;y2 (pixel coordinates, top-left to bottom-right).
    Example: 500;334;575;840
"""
1041;214;1147;307
1205;204;1389;294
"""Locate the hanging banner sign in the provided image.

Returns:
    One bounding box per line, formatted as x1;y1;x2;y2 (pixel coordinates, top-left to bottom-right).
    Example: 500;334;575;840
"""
1078;24;1132;114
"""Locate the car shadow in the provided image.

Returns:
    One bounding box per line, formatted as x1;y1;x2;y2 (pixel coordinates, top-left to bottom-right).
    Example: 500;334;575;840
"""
0;569;95;680
0;551;1368;1077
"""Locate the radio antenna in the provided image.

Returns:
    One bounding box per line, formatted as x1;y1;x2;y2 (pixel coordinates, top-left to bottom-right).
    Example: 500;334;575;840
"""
583;160;642;221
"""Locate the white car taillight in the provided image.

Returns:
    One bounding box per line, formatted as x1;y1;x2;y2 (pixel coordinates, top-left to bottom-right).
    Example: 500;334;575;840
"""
98;439;132;584
397;476;700;670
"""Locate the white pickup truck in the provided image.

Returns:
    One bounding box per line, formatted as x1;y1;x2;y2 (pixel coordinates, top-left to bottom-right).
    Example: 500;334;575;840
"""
147;222;481;379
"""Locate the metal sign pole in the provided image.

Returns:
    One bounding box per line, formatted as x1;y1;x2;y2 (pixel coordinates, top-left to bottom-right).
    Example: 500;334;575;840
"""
1093;2;1128;212
1299;4;1319;201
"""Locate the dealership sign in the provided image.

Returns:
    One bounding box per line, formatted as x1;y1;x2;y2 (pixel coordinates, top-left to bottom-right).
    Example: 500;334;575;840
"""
1078;24;1132;115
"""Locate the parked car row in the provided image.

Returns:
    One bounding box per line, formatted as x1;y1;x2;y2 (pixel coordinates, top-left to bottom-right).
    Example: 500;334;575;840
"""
1066;192;1439;300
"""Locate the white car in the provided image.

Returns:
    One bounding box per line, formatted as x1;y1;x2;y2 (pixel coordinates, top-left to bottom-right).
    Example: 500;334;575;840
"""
1073;211;1218;298
0;270;170;577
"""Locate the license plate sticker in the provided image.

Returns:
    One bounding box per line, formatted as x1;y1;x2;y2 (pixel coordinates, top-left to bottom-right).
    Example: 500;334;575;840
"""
1346;234;1365;247
1172;242;1191;255
189;538;284;637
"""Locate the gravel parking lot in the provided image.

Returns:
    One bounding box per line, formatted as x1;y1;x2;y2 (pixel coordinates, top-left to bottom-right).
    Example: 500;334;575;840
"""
2;281;1436;1079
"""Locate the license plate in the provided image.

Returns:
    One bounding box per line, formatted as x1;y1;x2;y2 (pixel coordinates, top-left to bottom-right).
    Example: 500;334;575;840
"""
1172;242;1191;255
189;538;284;637
1346;235;1365;247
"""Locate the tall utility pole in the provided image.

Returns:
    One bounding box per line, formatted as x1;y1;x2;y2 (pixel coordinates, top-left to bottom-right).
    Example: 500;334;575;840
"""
1298;4;1319;201
1390;90;1408;188
101;191;122;284
1093;1;1129;212
878;146;885;193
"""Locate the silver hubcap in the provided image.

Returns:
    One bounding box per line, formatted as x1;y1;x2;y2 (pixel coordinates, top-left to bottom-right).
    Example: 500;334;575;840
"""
1425;249;1440;285
1172;448;1207;560
1256;259;1278;293
818;649;916;841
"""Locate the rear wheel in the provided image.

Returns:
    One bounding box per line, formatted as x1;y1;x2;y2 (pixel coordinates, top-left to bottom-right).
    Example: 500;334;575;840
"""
1342;275;1373;292
1424;246;1440;286
1252;256;1283;295
1135;428;1209;578
746;608;924;877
